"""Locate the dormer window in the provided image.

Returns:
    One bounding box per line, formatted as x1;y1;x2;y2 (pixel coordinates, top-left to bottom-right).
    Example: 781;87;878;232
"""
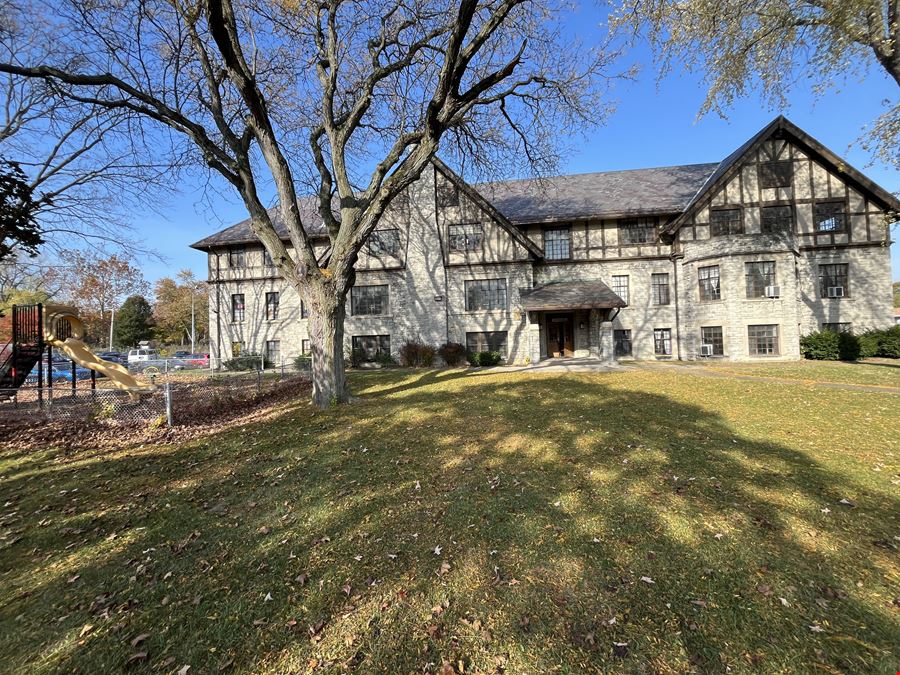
759;161;793;188
448;223;483;252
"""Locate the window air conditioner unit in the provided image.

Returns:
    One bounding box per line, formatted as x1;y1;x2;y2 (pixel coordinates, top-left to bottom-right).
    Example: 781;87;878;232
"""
765;286;780;298
700;344;714;357
827;286;844;298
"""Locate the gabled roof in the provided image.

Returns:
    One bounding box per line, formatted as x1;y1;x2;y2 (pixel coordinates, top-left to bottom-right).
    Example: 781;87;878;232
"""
476;163;720;224
431;157;544;259
520;280;627;312
190;198;332;250
662;115;900;235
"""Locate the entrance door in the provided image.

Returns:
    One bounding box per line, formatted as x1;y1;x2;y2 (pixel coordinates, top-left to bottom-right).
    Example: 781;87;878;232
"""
547;313;575;357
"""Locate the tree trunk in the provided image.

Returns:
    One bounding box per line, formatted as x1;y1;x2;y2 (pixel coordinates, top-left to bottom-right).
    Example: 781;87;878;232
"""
306;280;350;408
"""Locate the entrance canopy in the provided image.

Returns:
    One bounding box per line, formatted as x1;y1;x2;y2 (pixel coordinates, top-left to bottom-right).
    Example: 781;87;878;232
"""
520;280;627;312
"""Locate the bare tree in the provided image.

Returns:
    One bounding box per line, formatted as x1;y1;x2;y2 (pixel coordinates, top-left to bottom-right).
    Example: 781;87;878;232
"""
0;0;619;406
612;0;900;169
0;0;177;255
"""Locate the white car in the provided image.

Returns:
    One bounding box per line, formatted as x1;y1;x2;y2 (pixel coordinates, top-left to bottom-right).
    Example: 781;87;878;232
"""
127;347;160;363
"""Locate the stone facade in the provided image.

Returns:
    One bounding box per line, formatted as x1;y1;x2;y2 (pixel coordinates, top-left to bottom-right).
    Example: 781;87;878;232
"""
194;118;897;368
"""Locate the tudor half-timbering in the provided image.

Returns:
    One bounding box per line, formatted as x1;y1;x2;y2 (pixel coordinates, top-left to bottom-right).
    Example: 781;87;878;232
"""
191;117;898;367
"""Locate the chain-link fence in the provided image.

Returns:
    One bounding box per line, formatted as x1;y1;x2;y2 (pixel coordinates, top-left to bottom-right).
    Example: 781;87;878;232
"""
0;370;309;427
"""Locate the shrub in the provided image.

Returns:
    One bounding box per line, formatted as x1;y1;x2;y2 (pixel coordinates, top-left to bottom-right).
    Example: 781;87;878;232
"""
223;352;270;371
375;351;397;366
399;340;436;367
858;330;881;358
293;354;312;371
837;331;861;361
467;350;502;367
856;326;900;359
800;330;840;360
878;325;900;357
437;342;466;366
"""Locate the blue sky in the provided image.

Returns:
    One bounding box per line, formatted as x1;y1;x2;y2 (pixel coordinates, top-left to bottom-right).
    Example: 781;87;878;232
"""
135;18;900;286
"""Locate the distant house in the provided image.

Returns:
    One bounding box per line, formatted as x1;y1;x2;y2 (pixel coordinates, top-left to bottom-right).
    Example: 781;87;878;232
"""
191;116;898;368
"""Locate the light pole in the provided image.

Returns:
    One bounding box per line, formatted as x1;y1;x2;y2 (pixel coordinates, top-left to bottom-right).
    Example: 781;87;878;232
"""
190;289;196;354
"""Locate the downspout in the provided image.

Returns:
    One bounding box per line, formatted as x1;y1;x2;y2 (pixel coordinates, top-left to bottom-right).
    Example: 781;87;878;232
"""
671;253;683;360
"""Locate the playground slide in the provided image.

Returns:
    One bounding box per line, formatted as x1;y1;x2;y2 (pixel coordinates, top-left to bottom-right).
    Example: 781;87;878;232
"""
42;304;155;395
48;337;155;394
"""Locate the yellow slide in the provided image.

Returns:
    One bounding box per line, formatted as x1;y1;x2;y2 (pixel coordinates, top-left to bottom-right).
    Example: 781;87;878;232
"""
43;304;156;396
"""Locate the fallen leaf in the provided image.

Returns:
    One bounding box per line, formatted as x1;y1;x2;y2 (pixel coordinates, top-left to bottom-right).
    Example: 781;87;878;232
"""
433;545;442;555
130;633;150;648
342;584;352;596
640;576;655;584
809;623;825;633
79;624;94;638
177;666;190;675
126;652;148;666
263;592;273;602
779;597;790;607
756;584;773;597
294;573;308;586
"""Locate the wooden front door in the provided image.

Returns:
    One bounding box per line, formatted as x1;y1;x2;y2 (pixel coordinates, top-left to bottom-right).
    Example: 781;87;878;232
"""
547;313;575;357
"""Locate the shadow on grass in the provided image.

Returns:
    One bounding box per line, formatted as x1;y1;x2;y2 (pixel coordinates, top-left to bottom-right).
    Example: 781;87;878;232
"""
0;369;897;673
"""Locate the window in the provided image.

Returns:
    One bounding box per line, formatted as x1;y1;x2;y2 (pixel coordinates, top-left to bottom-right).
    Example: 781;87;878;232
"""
709;208;743;236
263;249;275;268
619;219;655;245
228;247;246;268
231;293;245;322
352;335;391;361
264;340;281;365
351;285;389;315
611;275;629;304
759;161;793;188
822;322;852;333
815;201;846;232
613;329;632;357
231;341;243;356
301;339;311;355
465;331;508;358
437;181;459;207
698;265;721;301
465;278;507;311
701;326;724;356
300;300;309;319
367;229;401;256
745;261;776;298
748;324;779;355
651;273;670;305
265;291;279;320
543;227;571;260
819;263;849;298
761;205;793;234
653;328;672;355
448;223;483;252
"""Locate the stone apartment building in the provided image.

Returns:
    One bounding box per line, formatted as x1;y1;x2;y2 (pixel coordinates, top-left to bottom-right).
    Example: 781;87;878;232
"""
191;116;898;368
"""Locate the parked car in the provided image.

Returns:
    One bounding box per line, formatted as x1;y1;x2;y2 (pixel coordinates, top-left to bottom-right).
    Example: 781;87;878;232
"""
186;353;210;367
25;361;94;384
127;348;160;364
98;351;127;366
172;350;192;359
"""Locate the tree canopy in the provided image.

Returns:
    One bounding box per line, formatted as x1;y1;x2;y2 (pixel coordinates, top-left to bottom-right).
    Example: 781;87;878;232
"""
0;159;43;260
113;294;155;348
0;0;620;406
613;0;900;167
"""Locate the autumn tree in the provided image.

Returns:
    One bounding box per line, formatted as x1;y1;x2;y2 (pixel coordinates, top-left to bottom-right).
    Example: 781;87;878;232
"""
153;270;209;347
56;251;148;348
113;295;155;347
0;0;619;406
612;0;900;167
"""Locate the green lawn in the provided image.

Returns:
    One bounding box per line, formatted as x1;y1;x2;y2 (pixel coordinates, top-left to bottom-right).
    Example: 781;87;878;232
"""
1;369;898;673
676;358;900;388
